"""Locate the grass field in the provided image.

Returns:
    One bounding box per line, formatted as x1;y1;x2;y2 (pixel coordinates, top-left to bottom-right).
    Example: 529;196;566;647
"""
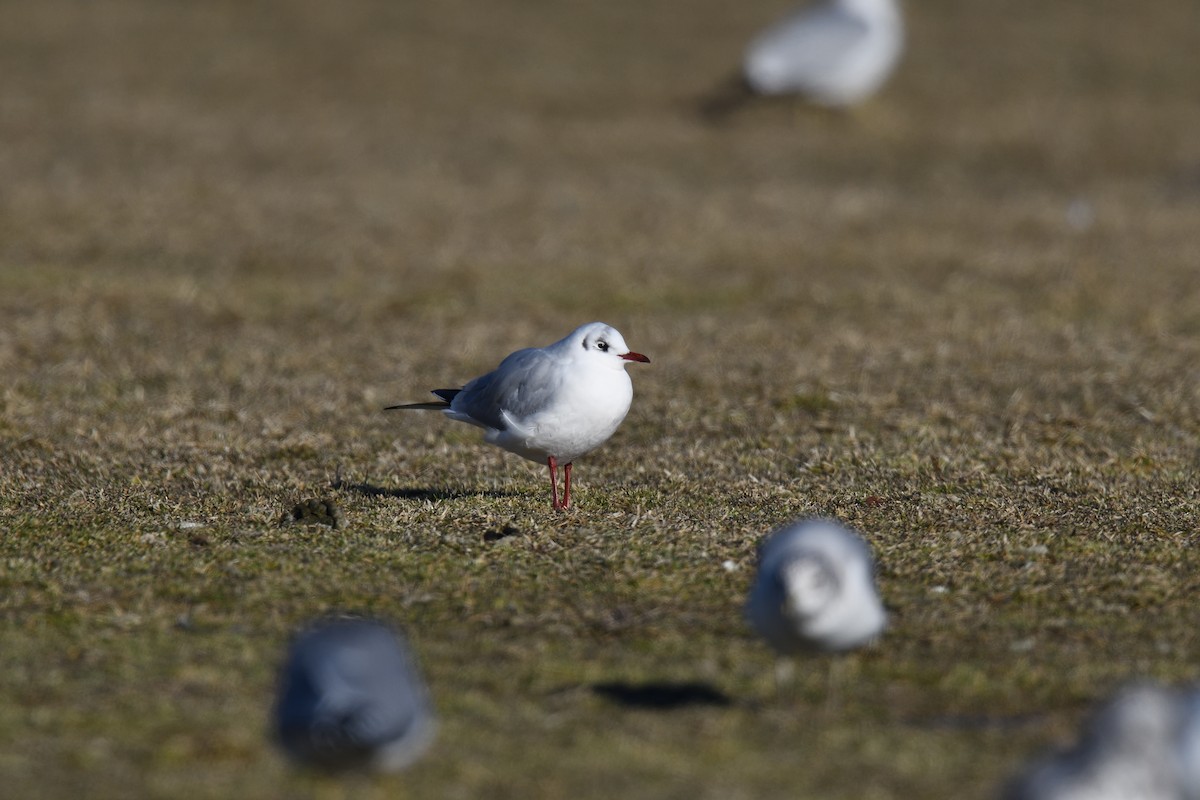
2;1;1199;797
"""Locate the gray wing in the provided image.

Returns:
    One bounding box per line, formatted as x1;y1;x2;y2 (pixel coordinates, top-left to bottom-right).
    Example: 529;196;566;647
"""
745;558;791;649
749;6;870;88
451;347;565;431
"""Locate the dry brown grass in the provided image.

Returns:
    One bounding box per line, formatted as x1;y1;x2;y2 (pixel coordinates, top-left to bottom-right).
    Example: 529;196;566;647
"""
2;1;1199;797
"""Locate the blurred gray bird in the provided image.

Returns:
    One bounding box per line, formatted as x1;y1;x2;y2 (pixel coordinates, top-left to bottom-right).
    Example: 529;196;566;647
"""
746;518;887;656
1180;689;1200;800
702;0;903;117
1004;683;1196;800
274;619;436;773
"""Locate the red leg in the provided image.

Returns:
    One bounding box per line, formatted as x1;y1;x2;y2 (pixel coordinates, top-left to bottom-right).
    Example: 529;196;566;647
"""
547;455;560;510
562;463;572;509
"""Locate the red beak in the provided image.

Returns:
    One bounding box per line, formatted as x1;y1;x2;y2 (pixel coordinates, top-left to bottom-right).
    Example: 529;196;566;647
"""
620;351;651;363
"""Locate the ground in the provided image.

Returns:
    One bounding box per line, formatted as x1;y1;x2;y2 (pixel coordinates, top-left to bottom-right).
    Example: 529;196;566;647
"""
1;1;1198;798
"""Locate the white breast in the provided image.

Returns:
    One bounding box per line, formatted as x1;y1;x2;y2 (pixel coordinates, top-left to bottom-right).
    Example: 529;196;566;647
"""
487;366;634;465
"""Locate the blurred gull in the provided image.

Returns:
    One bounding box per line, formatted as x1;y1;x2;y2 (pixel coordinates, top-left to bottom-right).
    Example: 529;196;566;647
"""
746;518;887;657
1004;682;1197;800
387;322;650;510
274;619;436;773
1180;689;1200;800
702;0;903;117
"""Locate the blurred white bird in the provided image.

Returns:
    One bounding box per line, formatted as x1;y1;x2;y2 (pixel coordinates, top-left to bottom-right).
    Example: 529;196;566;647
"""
702;0;903;117
387;322;650;510
274;619;436;773
746;0;903;105
746;518;887;656
1004;683;1196;800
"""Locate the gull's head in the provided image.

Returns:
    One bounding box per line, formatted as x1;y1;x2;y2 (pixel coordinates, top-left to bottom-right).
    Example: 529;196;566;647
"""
1086;683;1179;759
568;322;650;368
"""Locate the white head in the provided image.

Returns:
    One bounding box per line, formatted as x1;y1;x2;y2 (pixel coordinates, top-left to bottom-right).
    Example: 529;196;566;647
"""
780;555;840;619
1087;684;1179;759
559;322;651;369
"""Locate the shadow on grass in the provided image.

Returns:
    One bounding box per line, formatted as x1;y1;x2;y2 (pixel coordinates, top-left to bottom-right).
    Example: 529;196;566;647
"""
591;681;732;710
331;477;517;502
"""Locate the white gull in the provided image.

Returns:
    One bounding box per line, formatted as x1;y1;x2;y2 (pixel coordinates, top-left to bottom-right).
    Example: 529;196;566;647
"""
746;518;887;655
387;322;650;510
744;0;903;106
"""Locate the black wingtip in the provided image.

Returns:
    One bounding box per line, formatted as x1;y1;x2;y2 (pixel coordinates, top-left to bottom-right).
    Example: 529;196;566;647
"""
384;388;460;411
384;401;450;411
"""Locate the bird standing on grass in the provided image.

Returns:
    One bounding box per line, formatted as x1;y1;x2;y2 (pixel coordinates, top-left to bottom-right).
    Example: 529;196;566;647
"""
702;0;904;117
746;519;887;690
274;619;436;773
387;322;650;511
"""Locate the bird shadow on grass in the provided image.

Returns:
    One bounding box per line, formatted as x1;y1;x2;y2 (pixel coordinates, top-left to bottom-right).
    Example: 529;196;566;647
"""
330;476;518;503
590;681;733;710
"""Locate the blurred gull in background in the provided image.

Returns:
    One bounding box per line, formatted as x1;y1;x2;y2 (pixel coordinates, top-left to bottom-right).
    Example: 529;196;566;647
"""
1004;682;1200;800
274;618;436;773
746;518;887;659
702;0;903;117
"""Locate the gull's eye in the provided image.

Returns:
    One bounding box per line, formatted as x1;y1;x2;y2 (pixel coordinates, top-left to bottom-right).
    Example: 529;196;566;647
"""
596;340;609;352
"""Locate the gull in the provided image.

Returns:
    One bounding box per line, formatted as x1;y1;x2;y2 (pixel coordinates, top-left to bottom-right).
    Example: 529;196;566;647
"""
746;518;887;694
746;518;887;657
386;322;650;510
701;0;904;117
1003;683;1195;800
274;618;436;773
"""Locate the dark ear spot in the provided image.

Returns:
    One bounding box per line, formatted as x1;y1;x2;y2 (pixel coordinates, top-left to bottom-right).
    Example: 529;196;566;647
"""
581;337;589;351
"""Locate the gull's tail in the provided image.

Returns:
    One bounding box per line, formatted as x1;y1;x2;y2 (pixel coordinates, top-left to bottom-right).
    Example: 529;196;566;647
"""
385;389;460;411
